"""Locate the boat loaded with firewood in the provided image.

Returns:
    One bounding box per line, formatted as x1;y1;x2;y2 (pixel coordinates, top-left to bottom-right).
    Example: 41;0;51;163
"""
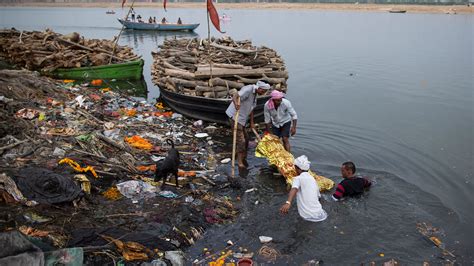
0;29;143;80
118;19;199;32
151;37;288;124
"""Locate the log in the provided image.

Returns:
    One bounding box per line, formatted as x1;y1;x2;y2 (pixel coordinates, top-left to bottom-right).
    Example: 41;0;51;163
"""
164;68;195;80
209;78;244;89
194;68;272;79
210;42;258;55
203;91;228;98
265;71;289;79
197;63;248;69
177;56;199;64
195;86;229;93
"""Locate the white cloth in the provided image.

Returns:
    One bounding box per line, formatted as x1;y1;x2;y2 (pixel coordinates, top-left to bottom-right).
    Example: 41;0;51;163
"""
291;172;327;222
256;80;271;90
226;85;257;126
264;98;298;128
294;155;310;171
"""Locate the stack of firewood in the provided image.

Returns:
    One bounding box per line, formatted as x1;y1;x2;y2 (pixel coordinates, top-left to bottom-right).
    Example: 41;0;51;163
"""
151;37;288;98
0;29;140;72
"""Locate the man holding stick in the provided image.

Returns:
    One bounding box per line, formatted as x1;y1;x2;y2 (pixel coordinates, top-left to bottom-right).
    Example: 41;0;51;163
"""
226;81;271;170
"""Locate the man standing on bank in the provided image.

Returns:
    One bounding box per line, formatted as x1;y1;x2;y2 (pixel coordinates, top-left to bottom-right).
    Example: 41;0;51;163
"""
264;90;298;152
226;81;271;169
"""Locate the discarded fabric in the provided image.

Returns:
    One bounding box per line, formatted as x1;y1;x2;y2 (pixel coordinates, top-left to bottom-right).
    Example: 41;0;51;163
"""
124;135;153;150
116;180;157;201
158;190;178;198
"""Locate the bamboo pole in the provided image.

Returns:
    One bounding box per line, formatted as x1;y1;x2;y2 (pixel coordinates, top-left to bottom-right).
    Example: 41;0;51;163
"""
231;98;240;178
109;0;136;64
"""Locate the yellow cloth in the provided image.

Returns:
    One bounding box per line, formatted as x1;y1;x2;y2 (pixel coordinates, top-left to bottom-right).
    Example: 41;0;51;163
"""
255;134;334;191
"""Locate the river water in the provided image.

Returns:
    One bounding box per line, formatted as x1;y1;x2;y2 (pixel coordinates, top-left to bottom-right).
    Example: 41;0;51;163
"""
1;7;472;264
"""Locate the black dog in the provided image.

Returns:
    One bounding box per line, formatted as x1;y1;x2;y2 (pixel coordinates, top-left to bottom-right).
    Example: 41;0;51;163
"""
154;139;180;188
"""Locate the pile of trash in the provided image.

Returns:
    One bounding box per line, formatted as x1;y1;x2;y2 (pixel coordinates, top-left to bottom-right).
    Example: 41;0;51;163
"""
151;36;288;98
0;69;242;264
0;29;140;72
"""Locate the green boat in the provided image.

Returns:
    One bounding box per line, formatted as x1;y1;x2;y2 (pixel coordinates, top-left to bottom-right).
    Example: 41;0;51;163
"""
46;59;144;80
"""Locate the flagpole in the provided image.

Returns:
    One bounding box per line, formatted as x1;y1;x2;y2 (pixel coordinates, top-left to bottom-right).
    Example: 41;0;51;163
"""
109;0;136;64
206;8;213;89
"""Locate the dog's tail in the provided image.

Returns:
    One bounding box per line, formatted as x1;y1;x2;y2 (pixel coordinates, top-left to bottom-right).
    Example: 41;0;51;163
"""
166;139;174;148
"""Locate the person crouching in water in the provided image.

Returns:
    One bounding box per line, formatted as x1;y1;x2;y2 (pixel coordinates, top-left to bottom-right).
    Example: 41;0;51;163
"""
332;161;371;201
280;155;328;222
264;90;298;152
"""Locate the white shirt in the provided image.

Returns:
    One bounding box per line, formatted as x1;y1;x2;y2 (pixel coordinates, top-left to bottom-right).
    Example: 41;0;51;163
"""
226;85;257;126
264;98;298;128
291;172;328;222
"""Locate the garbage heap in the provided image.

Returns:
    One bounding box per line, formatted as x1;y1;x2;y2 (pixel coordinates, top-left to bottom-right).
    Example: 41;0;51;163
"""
0;29;140;72
151;37;288;98
0;69;240;264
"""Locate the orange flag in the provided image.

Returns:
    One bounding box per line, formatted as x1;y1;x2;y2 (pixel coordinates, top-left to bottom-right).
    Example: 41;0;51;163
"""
164;0;167;11
207;0;224;33
122;0;126;8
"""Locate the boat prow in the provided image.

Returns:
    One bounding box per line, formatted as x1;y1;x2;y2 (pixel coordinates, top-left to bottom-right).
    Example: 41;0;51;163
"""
118;19;199;31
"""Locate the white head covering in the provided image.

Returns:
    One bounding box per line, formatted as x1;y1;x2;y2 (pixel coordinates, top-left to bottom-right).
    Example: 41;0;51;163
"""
294;155;311;171
256;80;271;90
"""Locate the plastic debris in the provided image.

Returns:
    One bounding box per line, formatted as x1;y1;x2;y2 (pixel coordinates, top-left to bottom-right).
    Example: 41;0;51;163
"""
75;95;86;108
220;158;231;164
0;96;13;103
158;190;178;198
165;250;185;266
58;158;98;178
259;236;272;243
15;108;39;119
90;79;103;86
23;211;52;224
193;120;203;127
116;180;157;201
195;133;209;138
52;147;66;157
185;196;194;203
73;174;91;194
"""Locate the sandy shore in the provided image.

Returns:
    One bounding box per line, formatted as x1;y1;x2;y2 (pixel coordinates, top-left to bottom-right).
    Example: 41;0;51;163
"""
1;2;472;14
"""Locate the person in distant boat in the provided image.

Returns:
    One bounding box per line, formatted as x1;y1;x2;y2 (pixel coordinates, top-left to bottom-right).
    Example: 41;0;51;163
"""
137;15;142;23
153;17;156;23
332;162;372;201
177;17;182;24
131;13;135;22
148;16;153;23
226;81;271;170
264;90;298;152
280;155;328;222
161;17;167;24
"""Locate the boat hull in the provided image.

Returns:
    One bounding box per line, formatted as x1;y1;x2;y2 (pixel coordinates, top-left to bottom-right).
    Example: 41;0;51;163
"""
47;59;144;80
118;19;199;31
159;89;270;125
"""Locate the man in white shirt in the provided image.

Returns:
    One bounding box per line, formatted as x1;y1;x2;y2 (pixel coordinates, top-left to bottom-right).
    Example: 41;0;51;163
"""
280;155;328;222
264;90;298;152
226;81;271;169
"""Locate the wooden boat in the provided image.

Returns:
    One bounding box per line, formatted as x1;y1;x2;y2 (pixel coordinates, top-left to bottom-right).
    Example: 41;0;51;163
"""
159;88;270;125
118;19;199;31
389;10;407;13
47;59;144;80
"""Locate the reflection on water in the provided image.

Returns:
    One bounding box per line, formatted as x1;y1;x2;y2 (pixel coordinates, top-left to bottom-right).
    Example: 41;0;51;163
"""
106;79;148;98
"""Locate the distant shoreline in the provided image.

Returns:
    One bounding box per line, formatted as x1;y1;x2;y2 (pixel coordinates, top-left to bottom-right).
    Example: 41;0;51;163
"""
0;2;472;14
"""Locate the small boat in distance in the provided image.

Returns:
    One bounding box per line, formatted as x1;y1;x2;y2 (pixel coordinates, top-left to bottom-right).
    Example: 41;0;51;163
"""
118;19;199;31
219;13;231;21
106;10;116;14
389;9;407;13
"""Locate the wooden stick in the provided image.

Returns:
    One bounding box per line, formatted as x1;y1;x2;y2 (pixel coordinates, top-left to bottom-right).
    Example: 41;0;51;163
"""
109;0;137;63
0;139;27;152
231;98;240;178
251;128;261;142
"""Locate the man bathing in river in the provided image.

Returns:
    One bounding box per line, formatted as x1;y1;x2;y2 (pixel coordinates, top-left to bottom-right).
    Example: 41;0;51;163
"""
332;161;371;201
226;81;271;170
264;90;298;152
280;155;328;222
